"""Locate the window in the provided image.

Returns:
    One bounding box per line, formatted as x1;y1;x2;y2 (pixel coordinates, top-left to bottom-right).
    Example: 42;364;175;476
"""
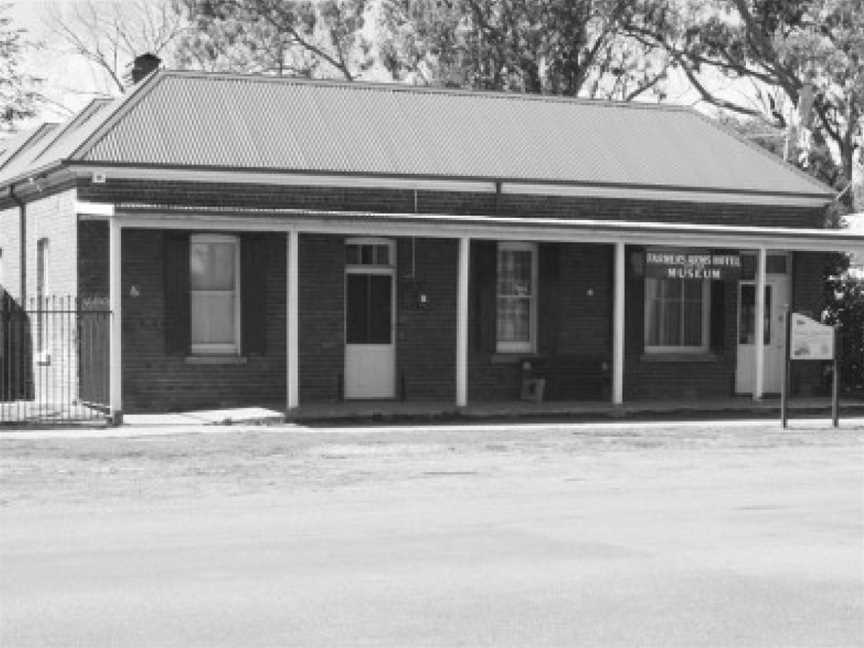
644;277;710;353
189;234;240;354
36;238;48;353
496;242;537;353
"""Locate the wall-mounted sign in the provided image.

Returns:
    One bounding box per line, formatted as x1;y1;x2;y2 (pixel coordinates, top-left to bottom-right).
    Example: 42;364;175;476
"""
642;251;742;280
790;313;835;360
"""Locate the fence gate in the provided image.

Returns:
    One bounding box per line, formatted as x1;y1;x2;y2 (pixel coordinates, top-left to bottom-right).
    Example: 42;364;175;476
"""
1;295;110;426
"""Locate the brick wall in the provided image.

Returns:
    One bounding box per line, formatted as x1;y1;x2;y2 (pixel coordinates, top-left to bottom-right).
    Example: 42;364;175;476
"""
22;189;79;404
298;234;345;402
468;243;615;401
78;221;109;303
396;238;457;401
79;179;826;229
0;204;21;300
120;229;287;413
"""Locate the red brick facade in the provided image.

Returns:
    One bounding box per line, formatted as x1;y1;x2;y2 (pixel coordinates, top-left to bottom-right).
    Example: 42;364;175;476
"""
8;178;835;412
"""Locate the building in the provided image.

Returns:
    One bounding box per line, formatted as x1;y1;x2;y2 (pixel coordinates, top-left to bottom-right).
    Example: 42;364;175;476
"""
1;70;862;421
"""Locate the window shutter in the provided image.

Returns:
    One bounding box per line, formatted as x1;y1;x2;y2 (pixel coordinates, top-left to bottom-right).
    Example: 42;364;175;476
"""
471;241;497;353
241;234;268;355
710;279;726;352
163;232;190;355
626;246;645;355
538;243;560;356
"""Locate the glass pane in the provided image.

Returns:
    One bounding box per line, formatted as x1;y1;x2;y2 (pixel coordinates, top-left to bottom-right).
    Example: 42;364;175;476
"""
498;250;532;296
346;245;361;265
739;285;755;344
738;285;771;345
375;245;390;265
683;300;703;346
346;274;368;343
497;296;530;342
190;242;235;290
368;275;392;343
361;245;374;265
346;274;392;344
191;292;235;344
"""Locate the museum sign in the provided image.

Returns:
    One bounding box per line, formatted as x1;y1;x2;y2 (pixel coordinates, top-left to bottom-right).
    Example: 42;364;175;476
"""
642;251;742;280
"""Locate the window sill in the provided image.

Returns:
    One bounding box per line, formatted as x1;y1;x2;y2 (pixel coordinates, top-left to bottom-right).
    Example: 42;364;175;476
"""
640;352;721;363
185;355;247;365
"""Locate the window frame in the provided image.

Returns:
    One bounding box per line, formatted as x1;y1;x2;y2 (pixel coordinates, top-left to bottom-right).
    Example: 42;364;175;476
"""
643;276;711;355
496;241;538;354
189;233;241;356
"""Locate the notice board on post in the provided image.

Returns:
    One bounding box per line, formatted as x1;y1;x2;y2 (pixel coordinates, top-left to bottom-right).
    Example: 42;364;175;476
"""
782;312;839;428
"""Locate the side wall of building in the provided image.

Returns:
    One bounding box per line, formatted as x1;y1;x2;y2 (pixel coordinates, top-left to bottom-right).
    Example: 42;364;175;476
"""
0;205;21;300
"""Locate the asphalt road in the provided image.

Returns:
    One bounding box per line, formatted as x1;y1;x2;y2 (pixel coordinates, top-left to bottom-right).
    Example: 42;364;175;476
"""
1;421;862;647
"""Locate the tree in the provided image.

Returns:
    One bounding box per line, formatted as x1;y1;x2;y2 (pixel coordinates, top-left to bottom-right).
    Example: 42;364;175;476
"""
379;0;670;100
42;0;189;95
172;0;373;79
0;3;39;131
624;0;864;208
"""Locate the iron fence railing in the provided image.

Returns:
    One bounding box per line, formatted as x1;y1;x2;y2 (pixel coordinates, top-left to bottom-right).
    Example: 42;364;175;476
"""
1;294;110;426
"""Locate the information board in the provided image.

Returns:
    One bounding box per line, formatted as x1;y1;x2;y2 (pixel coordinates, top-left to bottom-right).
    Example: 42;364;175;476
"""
789;313;835;360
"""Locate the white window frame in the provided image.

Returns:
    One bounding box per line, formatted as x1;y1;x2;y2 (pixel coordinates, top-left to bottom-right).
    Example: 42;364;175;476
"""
496;241;538;354
643;277;711;354
189;233;241;355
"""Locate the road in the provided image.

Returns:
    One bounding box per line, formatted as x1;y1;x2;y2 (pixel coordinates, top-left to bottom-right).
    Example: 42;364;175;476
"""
2;420;863;647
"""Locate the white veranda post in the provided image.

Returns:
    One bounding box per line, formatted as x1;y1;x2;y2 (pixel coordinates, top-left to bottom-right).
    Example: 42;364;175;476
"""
109;218;123;423
612;242;625;405
754;247;767;401
287;230;299;410
456;237;470;407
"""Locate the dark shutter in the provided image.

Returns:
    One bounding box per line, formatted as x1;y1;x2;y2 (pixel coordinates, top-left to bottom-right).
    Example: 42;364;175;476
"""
710;279;726;352
241;234;268;355
163;231;190;355
626;245;645;356
471;241;497;353
537;243;560;356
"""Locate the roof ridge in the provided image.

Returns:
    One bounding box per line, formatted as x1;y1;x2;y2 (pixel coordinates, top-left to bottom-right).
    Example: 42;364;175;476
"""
158;68;694;113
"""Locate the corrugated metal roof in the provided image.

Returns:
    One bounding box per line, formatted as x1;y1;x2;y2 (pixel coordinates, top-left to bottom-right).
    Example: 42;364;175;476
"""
2;70;835;197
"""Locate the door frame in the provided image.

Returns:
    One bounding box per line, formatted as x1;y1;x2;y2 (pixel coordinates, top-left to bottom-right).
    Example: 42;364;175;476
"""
735;253;791;395
343;238;397;399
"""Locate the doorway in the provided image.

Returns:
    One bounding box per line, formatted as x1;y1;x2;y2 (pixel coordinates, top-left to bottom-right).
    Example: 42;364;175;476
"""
344;239;396;399
736;261;791;395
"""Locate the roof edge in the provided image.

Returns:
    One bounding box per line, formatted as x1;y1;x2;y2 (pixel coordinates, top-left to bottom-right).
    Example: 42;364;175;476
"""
687;108;837;196
67;68;168;163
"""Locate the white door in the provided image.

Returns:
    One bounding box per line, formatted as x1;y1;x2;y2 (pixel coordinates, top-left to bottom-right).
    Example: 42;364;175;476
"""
344;240;396;399
736;274;790;395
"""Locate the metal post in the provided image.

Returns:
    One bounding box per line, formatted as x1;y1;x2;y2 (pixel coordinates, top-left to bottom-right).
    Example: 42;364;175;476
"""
754;247;767;401
456;237;470;408
781;307;791;429
287;230;299;410
612;242;625;405
108;218;122;424
832;326;840;428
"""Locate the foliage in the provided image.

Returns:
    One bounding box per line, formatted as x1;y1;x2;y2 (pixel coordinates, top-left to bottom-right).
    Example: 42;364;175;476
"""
624;0;864;208
824;274;864;392
0;3;39;131
379;0;670;99
42;0;189;95
172;0;373;79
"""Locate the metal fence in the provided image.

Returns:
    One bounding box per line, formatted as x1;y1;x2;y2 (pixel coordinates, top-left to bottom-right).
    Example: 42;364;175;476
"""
1;295;110;426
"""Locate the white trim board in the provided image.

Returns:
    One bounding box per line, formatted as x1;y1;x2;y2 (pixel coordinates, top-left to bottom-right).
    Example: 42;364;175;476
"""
112;208;864;254
71;164;832;207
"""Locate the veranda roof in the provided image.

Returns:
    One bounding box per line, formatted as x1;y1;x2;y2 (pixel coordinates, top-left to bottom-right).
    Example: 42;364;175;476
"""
0;70;835;201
